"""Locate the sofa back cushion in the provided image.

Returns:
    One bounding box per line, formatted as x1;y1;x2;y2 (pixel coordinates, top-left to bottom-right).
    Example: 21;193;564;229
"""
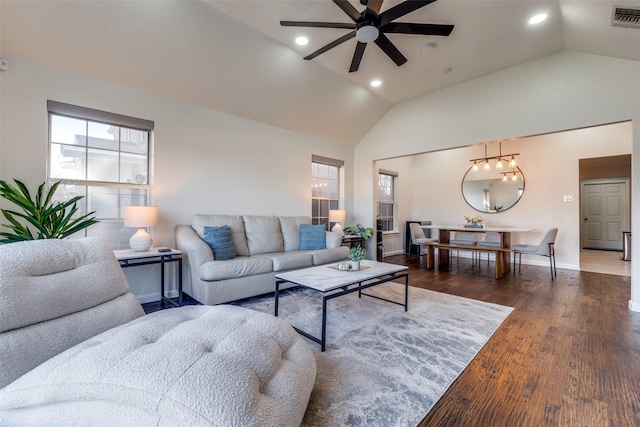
279;216;311;252
0;237;137;333
192;214;249;257
243;215;284;255
0;237;144;388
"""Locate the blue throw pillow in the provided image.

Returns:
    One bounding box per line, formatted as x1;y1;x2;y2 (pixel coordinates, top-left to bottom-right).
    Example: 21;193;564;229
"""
299;224;326;250
203;225;236;260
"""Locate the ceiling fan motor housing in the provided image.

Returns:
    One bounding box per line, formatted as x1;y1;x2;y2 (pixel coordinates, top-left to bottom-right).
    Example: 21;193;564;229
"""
356;8;380;43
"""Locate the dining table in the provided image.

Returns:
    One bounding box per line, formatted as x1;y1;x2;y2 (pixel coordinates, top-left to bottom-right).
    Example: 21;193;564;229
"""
421;224;535;278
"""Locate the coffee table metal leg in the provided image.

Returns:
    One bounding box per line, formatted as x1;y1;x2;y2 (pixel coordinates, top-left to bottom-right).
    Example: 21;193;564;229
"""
404;274;409;311
321;295;328;351
274;281;281;316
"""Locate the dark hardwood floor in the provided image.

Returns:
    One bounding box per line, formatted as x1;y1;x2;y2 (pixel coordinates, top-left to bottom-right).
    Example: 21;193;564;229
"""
380;253;640;427
143;254;640;426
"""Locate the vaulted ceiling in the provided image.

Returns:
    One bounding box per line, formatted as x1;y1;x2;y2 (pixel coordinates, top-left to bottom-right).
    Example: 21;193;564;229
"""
2;1;639;146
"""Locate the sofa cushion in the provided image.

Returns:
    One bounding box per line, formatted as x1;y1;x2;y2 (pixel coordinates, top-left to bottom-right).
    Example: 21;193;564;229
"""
309;246;350;266
0;305;316;427
192;214;249;256
279;216;311;252
198;256;273;281
243;215;284;255
299;224;327;250
260;251;314;272
203;225;236;260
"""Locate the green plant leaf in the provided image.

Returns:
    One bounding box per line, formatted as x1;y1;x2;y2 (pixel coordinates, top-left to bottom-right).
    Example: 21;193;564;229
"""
0;179;99;243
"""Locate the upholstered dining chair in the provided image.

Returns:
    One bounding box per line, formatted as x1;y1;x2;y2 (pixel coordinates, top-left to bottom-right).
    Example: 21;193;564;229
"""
512;228;558;280
409;222;437;259
478;232;502;265
449;231;480;265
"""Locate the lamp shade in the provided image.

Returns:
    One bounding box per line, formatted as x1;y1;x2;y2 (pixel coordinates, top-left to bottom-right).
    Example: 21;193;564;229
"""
124;206;158;228
329;210;346;223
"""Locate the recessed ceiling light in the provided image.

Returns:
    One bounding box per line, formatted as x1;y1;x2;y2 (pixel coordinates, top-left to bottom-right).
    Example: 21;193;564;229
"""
295;36;308;46
528;13;548;25
370;80;382;87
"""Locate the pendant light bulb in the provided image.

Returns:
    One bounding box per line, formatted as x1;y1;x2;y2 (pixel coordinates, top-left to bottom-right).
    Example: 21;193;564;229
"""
512;173;517;182
502;175;508;182
510;155;517;168
472;161;478;172
483;159;490;171
496;159;503;170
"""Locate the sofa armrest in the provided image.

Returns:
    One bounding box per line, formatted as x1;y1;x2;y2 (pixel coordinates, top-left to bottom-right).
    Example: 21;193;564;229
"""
325;231;343;249
176;224;214;267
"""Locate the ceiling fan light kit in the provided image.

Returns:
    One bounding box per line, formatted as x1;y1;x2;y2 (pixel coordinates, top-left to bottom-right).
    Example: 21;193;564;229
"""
356;22;379;43
280;0;454;73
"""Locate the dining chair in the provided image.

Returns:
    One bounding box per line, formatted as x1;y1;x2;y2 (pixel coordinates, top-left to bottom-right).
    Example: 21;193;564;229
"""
478;232;502;265
449;231;480;265
512;228;558;280
409;223;437;260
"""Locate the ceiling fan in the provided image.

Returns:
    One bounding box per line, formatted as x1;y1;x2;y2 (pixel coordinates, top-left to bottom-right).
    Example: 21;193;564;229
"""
281;0;454;73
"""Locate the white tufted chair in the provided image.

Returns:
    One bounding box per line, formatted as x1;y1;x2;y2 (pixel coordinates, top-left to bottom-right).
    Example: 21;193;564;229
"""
0;238;316;426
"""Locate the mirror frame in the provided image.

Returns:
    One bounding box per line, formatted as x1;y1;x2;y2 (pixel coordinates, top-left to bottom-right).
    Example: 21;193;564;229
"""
461;166;525;213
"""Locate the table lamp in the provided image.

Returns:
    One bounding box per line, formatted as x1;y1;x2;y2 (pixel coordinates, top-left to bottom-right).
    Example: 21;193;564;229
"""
124;206;158;252
329;209;346;234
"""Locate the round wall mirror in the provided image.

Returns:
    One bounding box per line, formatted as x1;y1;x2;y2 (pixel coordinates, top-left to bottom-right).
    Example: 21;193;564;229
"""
461;166;525;213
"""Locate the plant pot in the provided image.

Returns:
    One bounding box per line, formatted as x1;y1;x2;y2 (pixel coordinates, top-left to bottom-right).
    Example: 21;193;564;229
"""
350;261;361;271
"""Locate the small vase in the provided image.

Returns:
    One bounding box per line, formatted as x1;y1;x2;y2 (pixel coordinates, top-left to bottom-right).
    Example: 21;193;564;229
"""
350;261;361;271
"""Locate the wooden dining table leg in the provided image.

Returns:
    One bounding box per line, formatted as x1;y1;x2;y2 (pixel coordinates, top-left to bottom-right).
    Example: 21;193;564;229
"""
427;245;435;269
495;250;505;279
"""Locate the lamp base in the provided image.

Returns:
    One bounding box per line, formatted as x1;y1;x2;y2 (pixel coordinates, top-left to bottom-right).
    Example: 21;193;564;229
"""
331;223;343;234
129;228;153;252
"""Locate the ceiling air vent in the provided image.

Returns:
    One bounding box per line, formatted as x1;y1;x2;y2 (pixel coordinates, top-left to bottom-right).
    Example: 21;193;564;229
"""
611;6;640;28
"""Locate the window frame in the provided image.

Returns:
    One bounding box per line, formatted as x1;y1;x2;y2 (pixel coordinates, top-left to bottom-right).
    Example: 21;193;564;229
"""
377;169;397;233
311;155;344;230
46;101;154;249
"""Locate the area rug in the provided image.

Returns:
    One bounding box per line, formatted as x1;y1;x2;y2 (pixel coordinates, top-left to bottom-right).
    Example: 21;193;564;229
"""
233;282;513;427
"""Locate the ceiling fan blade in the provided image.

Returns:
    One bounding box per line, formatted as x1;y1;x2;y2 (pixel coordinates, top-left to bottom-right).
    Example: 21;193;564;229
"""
366;0;384;14
304;31;356;61
374;33;407;67
379;0;437;26
349;42;367;73
333;0;362;22
382;22;454;36
280;21;355;30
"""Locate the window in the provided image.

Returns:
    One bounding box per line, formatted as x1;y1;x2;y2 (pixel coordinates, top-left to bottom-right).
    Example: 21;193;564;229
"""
47;101;154;249
311;155;344;229
378;169;397;232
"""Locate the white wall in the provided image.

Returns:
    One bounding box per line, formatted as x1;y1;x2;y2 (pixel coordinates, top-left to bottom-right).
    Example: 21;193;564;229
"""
355;51;640;308
0;57;353;302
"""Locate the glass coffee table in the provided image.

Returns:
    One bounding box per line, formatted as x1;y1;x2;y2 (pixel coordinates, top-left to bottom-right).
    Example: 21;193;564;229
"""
275;260;409;351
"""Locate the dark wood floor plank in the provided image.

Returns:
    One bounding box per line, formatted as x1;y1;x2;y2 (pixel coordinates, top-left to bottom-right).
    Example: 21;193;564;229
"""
381;253;640;427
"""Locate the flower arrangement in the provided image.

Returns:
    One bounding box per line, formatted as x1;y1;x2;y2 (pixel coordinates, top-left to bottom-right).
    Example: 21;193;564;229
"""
464;215;483;224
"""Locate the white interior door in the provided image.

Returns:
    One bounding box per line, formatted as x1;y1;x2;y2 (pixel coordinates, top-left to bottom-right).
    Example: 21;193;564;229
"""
581;179;629;250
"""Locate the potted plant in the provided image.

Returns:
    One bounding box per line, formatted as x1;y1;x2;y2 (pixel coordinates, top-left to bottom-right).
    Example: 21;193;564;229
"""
343;223;375;240
0;179;98;243
348;246;366;270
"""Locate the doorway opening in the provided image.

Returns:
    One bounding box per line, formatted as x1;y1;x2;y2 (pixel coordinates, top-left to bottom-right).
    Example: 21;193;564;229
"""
579;155;631;276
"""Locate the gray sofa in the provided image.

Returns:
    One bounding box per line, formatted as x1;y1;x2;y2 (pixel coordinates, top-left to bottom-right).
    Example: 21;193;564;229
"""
176;214;350;305
0;237;316;426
